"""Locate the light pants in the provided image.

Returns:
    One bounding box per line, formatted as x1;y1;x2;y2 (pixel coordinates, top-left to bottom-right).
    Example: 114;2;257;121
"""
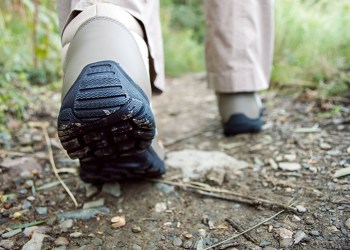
57;0;274;94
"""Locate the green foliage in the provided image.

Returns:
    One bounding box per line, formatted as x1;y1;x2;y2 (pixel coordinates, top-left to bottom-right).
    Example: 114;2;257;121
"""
272;0;350;95
161;0;205;76
0;1;61;130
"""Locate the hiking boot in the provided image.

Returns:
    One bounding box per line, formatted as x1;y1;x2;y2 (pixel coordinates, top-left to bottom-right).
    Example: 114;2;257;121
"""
57;3;165;183
217;92;263;136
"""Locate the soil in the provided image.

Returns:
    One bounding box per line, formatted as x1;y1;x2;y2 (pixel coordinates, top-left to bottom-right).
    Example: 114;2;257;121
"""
1;73;350;250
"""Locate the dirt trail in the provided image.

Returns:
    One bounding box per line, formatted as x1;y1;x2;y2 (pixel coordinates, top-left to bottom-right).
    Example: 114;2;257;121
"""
1;74;350;249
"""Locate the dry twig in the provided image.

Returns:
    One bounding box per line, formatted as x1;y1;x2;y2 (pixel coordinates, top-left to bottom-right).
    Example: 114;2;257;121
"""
202;199;297;250
225;218;258;244
147;179;297;213
30;121;78;207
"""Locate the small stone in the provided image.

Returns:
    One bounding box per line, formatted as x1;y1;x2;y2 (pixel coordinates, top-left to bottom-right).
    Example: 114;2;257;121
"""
83;198;105;209
155;202;167;213
57;207;110;221
70;232;82;238
309;231;320;236
183;240;193;249
1;229;22;238
344;218;350;230
22;233;46;250
183;233;192;239
347;146;350;154
54;237;69;246
92;238;103;246
205;168;225;186
296;205;307;213
131;226;141;233
279;162;301;171
305;217;315;225
259;240;271;247
132;244;142;250
111;216;126;228
198;229;206;237
84;183;99;198
269;158;278;170
320;143;332;150
22;202;32;209
173;237;182;247
59;219;74;232
278;228;293;239
36;207;48;216
293;230;308;245
279;238;293;248
23;226;50;238
284;154;297;161
13;211;22;219
102;183;121;198
0;240;14;249
264;247;277;250
27;196;35;201
154;183;175;194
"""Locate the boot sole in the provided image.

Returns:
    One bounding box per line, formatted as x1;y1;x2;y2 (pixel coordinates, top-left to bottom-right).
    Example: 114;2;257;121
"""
57;61;165;182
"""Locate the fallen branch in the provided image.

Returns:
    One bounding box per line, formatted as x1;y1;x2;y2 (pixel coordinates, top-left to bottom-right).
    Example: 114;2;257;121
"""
196;190;297;213
147;178;297;213
202;199;297;250
30;121;78;207
225;218;258;244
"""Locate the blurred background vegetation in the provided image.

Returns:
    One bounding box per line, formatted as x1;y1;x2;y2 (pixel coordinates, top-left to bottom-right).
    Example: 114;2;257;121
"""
0;0;350;130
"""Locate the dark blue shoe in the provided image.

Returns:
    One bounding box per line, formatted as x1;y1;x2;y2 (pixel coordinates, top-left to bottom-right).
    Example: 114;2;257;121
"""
57;61;165;183
223;111;263;136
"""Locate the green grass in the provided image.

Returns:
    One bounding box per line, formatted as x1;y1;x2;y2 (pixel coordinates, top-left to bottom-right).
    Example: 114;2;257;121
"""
272;0;350;95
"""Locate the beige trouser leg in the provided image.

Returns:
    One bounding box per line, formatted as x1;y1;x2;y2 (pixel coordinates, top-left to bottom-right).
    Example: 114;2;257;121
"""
57;0;274;94
204;0;274;93
56;0;165;94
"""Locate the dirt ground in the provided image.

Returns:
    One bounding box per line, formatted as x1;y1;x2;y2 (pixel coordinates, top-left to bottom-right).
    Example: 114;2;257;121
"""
1;74;350;250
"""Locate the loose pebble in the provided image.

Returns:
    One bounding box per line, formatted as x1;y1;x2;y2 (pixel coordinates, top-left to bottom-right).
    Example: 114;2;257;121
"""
132;226;141;233
259;240;271;247
132;244;142;250
173;237;182;247
155;202;167;213
154;183;175;194
0;240;14;249
198;229;206;237
69;232;82;238
278;228;293;239
82;198;105;209
296;205;307;213
293;230;308;245
102;183;121;198
57;207;110;221
59;219;74;232
54;237;69;246
22;233;46;250
183;240;193;249
310;231;320;236
23;226;50;238
344;218;350;230
1;229;22;239
111;216;126;228
84;183;99;198
36;207;48;216
320;143;332;150
279;162;301;171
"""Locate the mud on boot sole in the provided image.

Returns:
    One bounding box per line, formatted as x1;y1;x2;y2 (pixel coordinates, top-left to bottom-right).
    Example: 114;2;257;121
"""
57;60;165;181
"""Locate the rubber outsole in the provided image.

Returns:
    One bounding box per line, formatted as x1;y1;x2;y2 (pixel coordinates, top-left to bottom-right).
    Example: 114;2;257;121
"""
57;60;165;182
223;111;263;136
